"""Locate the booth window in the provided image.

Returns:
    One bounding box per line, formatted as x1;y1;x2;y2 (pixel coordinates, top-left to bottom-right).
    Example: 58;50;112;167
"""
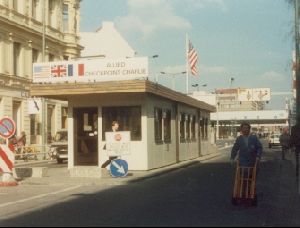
186;115;191;140
180;113;186;141
163;109;171;143
102;106;141;141
191;115;196;141
154;108;163;143
200;118;205;140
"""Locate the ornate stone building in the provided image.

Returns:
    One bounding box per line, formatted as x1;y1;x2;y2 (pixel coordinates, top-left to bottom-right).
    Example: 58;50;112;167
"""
0;0;82;145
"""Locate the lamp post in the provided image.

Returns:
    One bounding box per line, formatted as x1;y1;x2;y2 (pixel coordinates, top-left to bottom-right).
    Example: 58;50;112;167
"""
192;83;207;92
230;77;235;88
148;55;159;83
160;71;186;91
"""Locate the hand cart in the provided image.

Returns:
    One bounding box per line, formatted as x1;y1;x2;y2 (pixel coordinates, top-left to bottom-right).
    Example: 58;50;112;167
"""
232;160;258;206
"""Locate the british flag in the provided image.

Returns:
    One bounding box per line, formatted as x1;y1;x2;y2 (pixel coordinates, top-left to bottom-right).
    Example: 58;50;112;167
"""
51;65;67;77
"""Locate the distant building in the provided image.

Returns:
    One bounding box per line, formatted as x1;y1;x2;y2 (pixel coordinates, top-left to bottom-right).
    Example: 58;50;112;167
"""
190;88;290;139
80;21;136;59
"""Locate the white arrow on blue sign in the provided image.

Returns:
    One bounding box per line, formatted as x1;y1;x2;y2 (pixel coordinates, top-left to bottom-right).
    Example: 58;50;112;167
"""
110;159;128;178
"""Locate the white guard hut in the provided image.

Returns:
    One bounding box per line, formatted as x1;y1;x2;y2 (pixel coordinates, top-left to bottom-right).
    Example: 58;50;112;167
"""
31;61;216;177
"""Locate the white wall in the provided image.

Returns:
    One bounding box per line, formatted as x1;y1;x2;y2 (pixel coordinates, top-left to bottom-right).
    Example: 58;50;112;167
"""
177;104;200;161
68;93;148;170
146;95;177;170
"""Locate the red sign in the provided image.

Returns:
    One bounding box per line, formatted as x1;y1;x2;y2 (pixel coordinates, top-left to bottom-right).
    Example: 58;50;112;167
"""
0;117;16;139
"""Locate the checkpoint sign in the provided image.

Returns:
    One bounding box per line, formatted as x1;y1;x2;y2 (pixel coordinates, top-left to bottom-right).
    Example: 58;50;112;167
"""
0;117;16;139
110;159;128;178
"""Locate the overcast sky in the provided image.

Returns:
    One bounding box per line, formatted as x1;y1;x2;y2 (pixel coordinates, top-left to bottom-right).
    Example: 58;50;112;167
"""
80;0;294;109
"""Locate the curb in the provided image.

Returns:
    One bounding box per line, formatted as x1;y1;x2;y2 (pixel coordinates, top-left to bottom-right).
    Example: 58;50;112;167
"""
17;152;224;186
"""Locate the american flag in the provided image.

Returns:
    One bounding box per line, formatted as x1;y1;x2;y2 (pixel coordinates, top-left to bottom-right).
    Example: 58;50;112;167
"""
51;65;67;77
188;40;198;76
33;65;50;78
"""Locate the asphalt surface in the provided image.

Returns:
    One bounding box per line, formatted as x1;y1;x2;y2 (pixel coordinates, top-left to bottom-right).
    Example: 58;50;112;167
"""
0;143;299;227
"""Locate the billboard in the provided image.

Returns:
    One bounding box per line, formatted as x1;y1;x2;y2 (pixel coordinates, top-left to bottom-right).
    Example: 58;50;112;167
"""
33;57;149;83
238;88;271;102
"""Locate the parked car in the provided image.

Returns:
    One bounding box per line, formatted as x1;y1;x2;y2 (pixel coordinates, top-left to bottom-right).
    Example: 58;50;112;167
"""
268;134;281;148
49;130;68;164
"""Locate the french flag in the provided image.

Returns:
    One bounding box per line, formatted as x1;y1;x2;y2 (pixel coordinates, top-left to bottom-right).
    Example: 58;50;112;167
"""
78;64;85;76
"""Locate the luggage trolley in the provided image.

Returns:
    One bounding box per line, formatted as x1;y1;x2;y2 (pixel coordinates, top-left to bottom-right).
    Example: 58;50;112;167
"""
232;160;258;206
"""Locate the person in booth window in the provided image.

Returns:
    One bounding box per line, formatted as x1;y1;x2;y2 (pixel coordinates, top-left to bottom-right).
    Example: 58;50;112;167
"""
101;121;120;169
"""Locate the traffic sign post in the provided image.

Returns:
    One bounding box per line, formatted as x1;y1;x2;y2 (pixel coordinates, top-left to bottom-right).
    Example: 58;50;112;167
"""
0;117;17;187
110;159;128;178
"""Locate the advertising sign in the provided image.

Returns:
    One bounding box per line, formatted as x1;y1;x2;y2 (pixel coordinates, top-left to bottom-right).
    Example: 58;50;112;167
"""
238;88;271;102
33;57;149;83
238;89;253;102
105;131;131;156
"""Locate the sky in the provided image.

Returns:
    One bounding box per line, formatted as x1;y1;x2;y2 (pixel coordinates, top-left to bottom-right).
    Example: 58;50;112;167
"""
80;0;294;109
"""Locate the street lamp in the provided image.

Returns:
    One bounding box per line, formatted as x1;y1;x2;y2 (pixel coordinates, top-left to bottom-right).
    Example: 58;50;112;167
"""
191;83;207;92
147;55;159;83
160;71;186;91
230;77;235;88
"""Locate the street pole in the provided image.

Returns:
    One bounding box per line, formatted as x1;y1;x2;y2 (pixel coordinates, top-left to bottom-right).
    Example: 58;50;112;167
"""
42;0;46;62
295;0;300;193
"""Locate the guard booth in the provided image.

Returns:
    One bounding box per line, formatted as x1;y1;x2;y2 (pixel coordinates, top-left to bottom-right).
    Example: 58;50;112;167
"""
31;58;216;177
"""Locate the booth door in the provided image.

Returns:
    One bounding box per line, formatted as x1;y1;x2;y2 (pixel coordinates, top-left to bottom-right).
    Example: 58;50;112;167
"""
74;107;98;166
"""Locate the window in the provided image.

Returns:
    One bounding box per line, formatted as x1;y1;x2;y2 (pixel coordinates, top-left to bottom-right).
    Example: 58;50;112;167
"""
191;115;196;140
32;49;39;63
13;42;21;76
204;118;208;140
47;105;55;143
30;114;40;144
163;109;171;143
61;107;68;129
49;54;55;62
200;118;205;140
63;4;69;32
48;0;55;27
102;106;141;141
154;108;163;143
12;0;18;11
32;0;38;19
180;113;186;141
186;115;191;140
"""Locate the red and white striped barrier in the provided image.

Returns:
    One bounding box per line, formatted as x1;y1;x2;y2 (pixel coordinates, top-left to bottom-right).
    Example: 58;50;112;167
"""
0;143;17;186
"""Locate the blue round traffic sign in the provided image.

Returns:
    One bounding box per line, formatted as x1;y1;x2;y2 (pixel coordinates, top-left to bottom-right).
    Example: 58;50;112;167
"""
110;159;128;178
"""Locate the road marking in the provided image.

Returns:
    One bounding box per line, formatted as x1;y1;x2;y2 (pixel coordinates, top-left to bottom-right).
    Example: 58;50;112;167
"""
0;185;82;208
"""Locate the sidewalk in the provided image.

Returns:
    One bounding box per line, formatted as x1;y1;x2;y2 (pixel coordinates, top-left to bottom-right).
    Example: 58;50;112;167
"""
16;152;224;187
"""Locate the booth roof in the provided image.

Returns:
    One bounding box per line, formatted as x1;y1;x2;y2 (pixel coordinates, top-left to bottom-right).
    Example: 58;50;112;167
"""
30;80;216;112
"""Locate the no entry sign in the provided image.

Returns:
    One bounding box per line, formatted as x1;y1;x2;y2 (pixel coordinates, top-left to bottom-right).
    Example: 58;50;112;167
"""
0;117;16;139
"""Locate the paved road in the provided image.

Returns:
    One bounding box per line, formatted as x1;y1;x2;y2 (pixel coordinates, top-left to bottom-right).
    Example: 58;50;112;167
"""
0;146;299;227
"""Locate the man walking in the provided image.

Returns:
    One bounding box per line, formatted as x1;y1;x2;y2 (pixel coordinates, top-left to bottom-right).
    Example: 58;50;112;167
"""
230;122;263;167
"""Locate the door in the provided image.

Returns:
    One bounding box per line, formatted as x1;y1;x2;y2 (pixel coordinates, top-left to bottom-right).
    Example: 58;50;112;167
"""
74;107;98;166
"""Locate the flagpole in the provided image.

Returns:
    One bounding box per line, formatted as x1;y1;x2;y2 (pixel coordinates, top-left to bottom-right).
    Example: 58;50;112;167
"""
186;33;189;94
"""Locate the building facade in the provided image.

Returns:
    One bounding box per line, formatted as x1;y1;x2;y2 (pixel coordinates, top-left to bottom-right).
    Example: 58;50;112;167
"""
0;0;81;146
